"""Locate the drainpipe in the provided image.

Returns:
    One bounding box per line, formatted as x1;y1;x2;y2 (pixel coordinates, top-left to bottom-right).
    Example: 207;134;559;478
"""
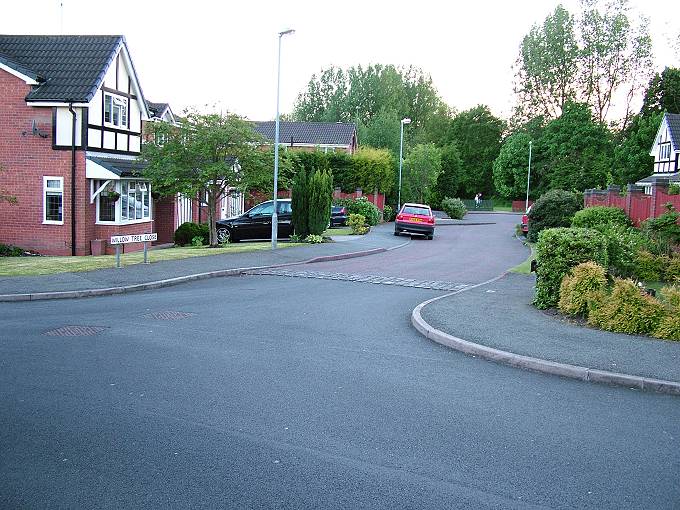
68;102;77;256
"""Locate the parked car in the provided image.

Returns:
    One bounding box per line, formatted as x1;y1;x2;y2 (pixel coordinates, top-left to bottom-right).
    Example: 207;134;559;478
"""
394;203;435;239
216;199;293;243
330;206;348;227
521;205;532;235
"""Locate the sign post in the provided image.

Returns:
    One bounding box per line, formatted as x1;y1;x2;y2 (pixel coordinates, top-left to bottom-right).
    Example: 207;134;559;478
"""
110;233;157;269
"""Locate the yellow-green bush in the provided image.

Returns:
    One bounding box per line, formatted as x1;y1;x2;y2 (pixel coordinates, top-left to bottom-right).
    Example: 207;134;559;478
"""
588;278;665;335
633;250;665;282
558;262;607;317
653;286;680;341
348;213;369;235
663;255;680;283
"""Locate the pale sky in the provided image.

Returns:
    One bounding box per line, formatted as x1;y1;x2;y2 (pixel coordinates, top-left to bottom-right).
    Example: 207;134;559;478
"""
2;0;678;121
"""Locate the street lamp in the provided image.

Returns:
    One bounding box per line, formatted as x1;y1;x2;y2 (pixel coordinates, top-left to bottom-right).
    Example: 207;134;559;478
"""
272;28;295;250
398;118;411;212
525;140;533;212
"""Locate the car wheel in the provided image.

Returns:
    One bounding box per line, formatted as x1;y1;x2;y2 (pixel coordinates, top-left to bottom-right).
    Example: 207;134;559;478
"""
394;230;400;236
217;227;231;243
427;234;433;240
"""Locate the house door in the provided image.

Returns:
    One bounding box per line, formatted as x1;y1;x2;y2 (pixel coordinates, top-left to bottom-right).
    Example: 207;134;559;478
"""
221;190;244;219
176;193;193;229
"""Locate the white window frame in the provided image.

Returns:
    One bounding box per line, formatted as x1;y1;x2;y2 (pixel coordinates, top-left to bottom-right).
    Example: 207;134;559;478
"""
43;176;64;225
95;180;118;224
660;143;671;160
94;179;153;225
103;92;129;129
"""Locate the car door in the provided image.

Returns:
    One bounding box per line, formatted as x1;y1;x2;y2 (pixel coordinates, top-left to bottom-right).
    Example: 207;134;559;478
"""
249;201;274;239
277;201;293;237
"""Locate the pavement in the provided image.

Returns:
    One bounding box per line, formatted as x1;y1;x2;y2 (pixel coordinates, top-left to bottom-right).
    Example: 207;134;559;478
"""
3;213;679;395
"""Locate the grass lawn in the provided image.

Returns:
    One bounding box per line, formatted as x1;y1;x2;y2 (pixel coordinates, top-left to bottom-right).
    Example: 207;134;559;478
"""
324;227;352;236
0;242;303;277
493;205;513;212
510;240;535;274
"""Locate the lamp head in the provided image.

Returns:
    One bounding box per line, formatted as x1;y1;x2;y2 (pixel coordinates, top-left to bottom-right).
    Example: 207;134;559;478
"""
401;118;412;125
279;29;295;37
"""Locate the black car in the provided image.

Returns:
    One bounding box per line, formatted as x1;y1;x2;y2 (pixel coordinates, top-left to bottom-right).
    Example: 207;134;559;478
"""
216;199;293;242
330;206;348;227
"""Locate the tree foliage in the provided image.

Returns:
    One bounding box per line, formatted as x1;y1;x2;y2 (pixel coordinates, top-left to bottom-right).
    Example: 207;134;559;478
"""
492;132;533;200
350;147;394;197
307;170;333;236
612;110;663;185
431;143;463;208
641;67;680;115
142;112;267;246
402;144;441;204
291;165;310;238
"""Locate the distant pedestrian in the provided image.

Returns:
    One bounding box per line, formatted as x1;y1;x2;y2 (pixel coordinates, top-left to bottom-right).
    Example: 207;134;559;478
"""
474;193;481;208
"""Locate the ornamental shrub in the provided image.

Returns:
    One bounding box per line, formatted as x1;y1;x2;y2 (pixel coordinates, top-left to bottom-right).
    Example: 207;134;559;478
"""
441;197;467;220
633;250;664;282
0;243;25;256
534;227;608;309
308;170;333;236
654;286;680;340
305;234;324;244
558;262;608;317
527;189;582;243
292;166;310;238
382;204;395;222
345;197;380;226
348;213;369;235
600;224;649;278
588;278;665;335
663;255;680;283
641;210;680;256
571;206;631;229
175;222;206;246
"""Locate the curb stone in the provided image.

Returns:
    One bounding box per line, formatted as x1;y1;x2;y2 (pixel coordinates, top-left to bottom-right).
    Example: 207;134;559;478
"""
0;241;410;303
412;274;680;397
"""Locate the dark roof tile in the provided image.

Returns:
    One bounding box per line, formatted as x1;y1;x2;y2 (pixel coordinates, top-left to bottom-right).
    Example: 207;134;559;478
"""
666;113;680;150
253;121;356;147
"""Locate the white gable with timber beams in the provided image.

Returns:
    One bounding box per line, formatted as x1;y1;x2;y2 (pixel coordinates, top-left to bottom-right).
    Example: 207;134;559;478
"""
53;42;148;155
649;113;680;175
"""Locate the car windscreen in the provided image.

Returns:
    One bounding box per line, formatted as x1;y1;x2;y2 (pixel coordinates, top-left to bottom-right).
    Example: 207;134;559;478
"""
402;206;431;216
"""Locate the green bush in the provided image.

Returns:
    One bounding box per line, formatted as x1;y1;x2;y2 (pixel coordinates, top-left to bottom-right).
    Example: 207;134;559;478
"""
663;255;680;283
308;170;333;236
589;278;665;335
305;234;324;244
348;213;369;235
600;224;649;278
292;166;310;238
571;206;631;229
343;197;380;226
527;189;582;243
175;222;207;246
0;243;25;256
534;227;608;309
669;183;680;195
441;197;467;220
382;204;395;222
654;286;680;340
558;262;608;317
641;211;680;255
633;250;664;282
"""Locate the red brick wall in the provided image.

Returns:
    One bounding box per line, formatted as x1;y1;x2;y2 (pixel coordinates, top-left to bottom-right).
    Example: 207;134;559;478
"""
0;69;94;255
153;196;177;245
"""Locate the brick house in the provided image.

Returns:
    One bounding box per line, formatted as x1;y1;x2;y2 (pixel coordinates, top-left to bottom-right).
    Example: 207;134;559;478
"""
0;35;160;255
253;121;358;155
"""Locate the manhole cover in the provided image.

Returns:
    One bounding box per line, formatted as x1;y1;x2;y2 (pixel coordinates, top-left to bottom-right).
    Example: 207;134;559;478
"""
142;311;196;320
44;325;107;337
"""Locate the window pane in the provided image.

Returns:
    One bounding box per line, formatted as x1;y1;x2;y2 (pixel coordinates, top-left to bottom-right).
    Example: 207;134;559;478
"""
100;195;116;221
46;179;61;189
113;104;120;126
46;192;62;221
104;95;112;123
143;189;149;218
121;182;128;220
136;188;142;219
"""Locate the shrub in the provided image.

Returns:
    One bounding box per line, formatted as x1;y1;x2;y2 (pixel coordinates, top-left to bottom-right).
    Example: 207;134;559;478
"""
534;227;608;309
348;213;369;235
571;206;631;229
558;262;608;317
633;250;664;282
588;278;665;335
641;211;680;256
305;234;324;244
669;183;680;195
308;170;333;236
345;197;380;226
382;204;395;222
292;166;310;238
175;222;207;246
0;243;25;256
527;189;582;243
654;286;680;340
663;255;680;283
441;197;467;220
191;236;204;247
600;224;649;278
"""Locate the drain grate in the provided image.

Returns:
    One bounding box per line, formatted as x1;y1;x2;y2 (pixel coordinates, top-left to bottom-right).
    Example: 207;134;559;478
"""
44;325;107;337
142;311;196;321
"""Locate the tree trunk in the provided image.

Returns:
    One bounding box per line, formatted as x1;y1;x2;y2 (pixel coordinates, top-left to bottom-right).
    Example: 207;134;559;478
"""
208;191;217;247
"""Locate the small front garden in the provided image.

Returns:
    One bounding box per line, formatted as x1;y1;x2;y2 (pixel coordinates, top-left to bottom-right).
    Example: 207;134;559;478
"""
529;191;680;341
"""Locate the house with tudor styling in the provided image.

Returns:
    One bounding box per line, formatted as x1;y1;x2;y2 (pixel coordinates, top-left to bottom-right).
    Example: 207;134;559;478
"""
635;112;680;193
0;34;174;255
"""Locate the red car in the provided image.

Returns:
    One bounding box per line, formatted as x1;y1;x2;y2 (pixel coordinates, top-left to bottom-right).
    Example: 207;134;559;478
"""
394;203;435;240
521;205;532;235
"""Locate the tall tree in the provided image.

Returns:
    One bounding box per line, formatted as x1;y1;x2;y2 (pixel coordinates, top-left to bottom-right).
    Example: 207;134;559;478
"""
142;112;267;246
612;111;663;185
513;5;580;122
445;105;506;198
641;67;680;115
430;143;463;208
493;132;536;201
579;0;653;129
540;101;613;191
402;144;442;204
351;147;394;203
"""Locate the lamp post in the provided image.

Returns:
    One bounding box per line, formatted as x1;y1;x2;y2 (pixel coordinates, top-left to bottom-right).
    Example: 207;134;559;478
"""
398;118;411;212
272;28;295;250
525;140;532;212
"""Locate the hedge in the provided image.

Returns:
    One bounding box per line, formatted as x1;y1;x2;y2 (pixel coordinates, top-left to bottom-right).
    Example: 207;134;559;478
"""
534;227;608;309
571;206;631;229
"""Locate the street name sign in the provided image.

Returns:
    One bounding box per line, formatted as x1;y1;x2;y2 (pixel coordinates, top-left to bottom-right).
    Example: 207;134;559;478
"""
110;233;157;245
